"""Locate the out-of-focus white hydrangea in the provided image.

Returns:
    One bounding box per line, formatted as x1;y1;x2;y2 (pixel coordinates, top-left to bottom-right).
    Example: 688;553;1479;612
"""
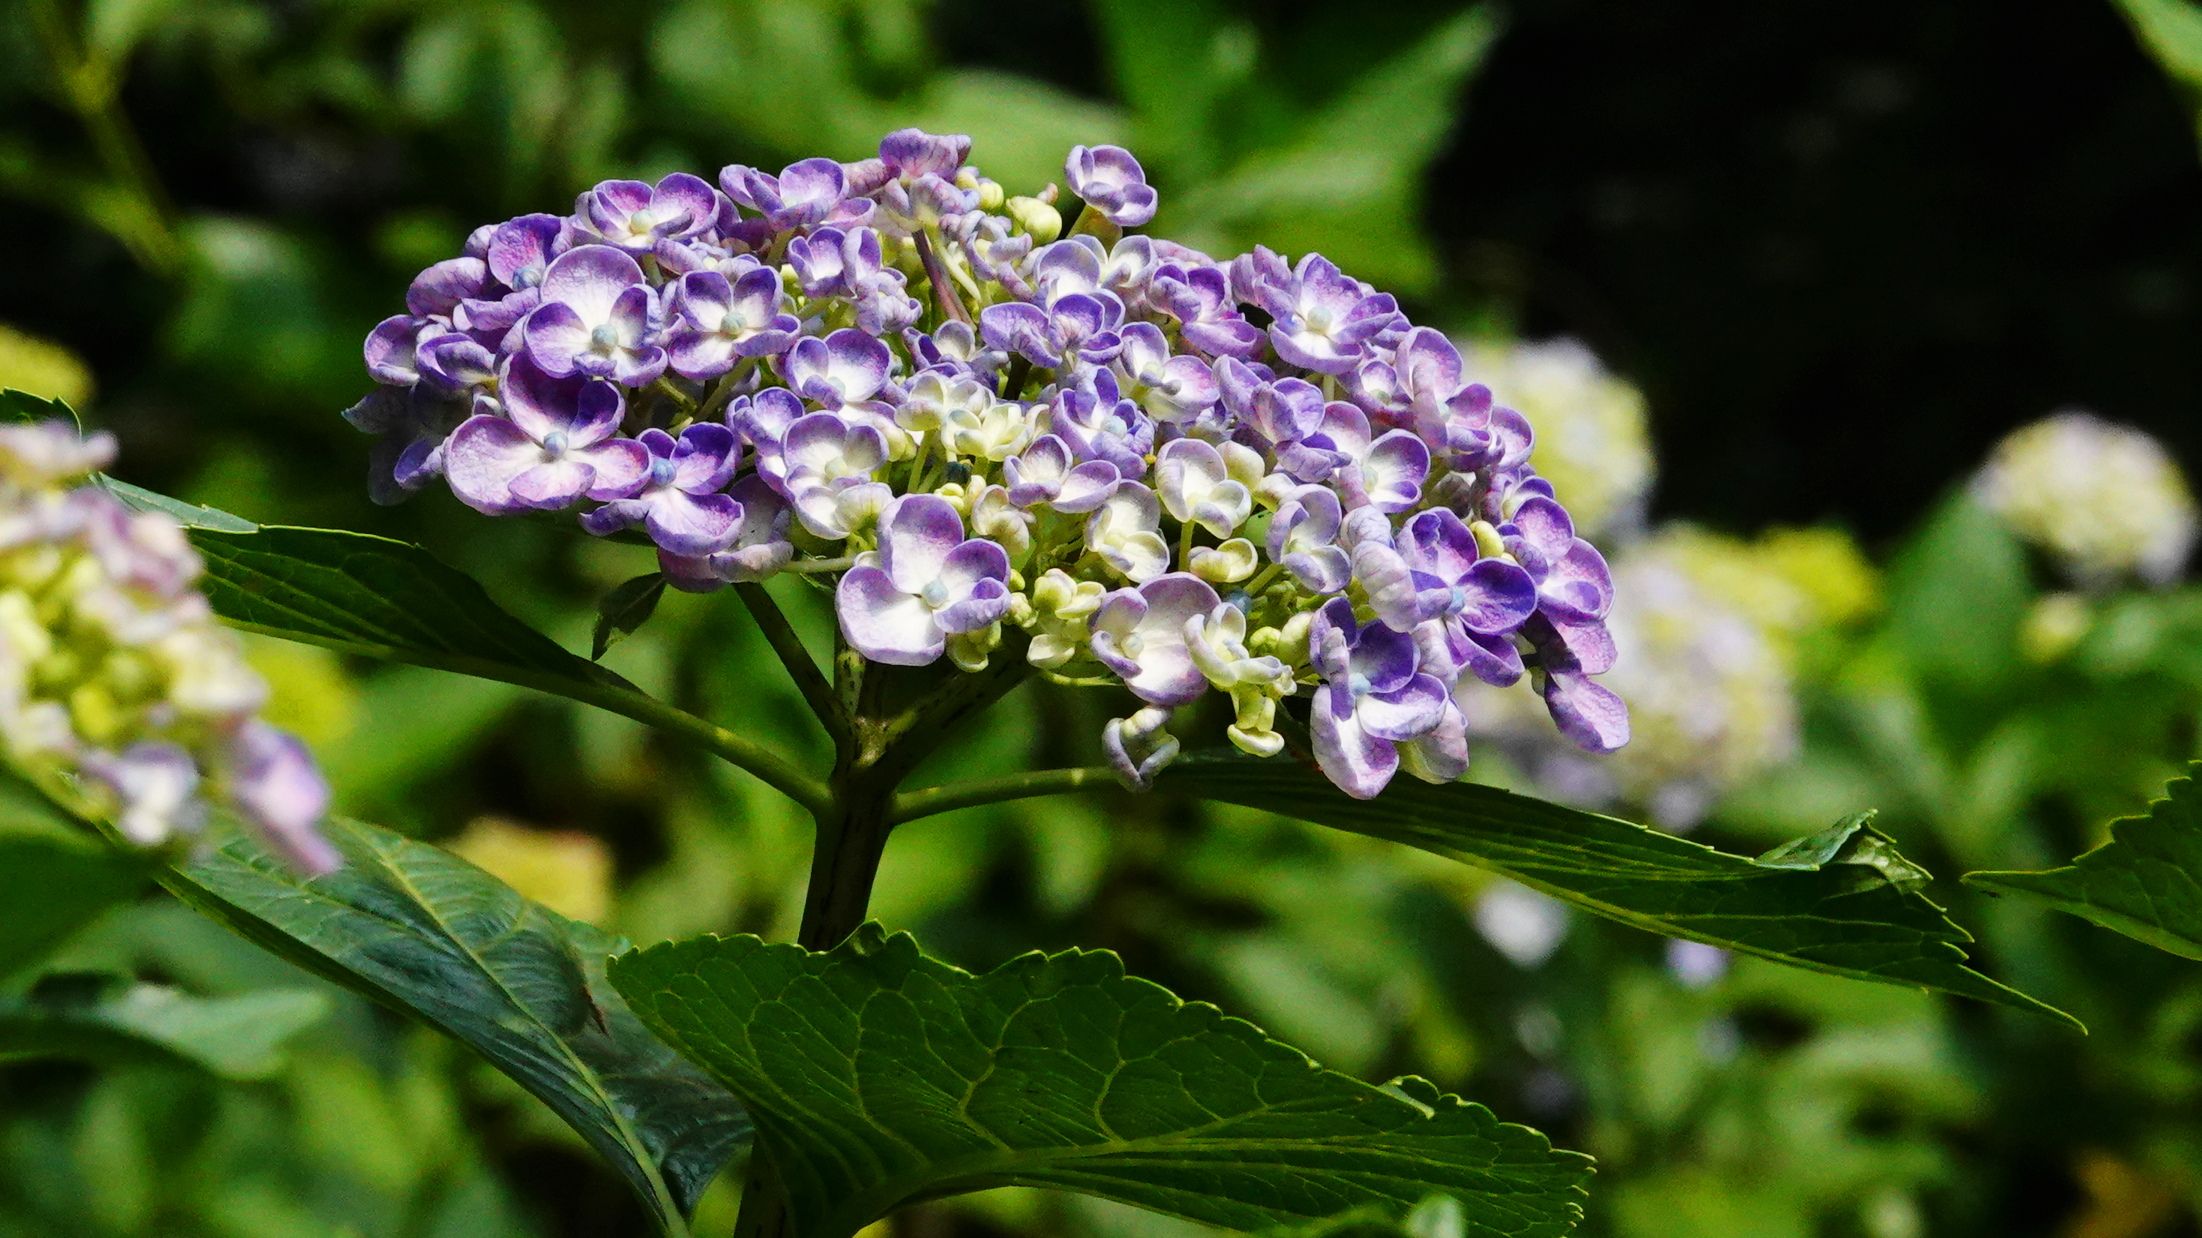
0;420;334;872
1466;525;1877;829
1473;879;1571;967
1974;410;2197;587
1462;337;1654;540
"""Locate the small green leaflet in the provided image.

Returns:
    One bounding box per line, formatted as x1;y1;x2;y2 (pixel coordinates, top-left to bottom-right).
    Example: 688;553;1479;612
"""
594;572;669;660
166;817;750;1233
1967;763;2202;960
0;972;327;1079
610;927;1589;1238
1163;755;2076;1028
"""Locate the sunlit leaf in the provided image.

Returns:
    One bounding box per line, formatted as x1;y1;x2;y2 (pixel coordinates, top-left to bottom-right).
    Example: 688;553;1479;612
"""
1164;756;2076;1028
166;816;750;1232
1968;762;2202;959
611;926;1589;1238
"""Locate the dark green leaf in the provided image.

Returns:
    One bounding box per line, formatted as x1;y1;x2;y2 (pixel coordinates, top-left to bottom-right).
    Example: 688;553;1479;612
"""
1967;763;2202;959
0;971;326;1079
165;816;749;1231
99;480;825;809
1163;755;2076;1028
594;573;668;660
610;926;1589;1238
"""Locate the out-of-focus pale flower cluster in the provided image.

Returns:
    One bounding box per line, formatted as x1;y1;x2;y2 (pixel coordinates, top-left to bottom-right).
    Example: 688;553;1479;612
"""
1975;410;2197;588
0;420;334;872
1460;338;1655;540
1469;523;1875;829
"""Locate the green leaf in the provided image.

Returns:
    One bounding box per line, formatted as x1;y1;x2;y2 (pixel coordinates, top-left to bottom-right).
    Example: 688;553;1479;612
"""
0;832;149;982
2116;0;2202;92
0;971;326;1079
1165;8;1499;291
0;386;82;429
1163;756;2076;1029
99;478;824;809
0;773;150;982
594;572;668;660
1967;763;2202;959
165;816;750;1232
103;492;633;695
610;926;1589;1238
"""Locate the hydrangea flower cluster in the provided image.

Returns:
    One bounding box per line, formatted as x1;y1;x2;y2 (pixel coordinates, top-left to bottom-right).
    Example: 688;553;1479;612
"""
347;130;1627;799
1467;526;1874;828
1975;410;2197;587
0;421;335;872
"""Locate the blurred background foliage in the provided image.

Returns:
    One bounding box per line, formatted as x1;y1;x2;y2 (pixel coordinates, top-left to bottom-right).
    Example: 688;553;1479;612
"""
4;0;2202;1235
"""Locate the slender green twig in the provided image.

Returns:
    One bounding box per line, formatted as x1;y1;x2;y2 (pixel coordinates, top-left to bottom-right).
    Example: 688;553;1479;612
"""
734;583;848;745
891;765;1117;824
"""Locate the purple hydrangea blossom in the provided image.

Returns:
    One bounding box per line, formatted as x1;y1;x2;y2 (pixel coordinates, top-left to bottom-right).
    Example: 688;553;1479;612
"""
444;356;648;514
345;128;1626;802
1308;598;1453;798
1;422;336;873
522;247;668;385
1090;573;1220;705
835;495;1011;665
580;423;742;554
576;174;720;251
1064;144;1158;228
668;267;799;379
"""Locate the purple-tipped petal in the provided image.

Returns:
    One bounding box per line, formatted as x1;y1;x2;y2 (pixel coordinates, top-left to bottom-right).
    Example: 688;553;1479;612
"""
837;564;944;665
1312;683;1399;800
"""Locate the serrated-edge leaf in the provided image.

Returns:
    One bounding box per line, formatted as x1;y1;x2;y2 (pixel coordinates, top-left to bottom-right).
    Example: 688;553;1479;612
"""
164;816;749;1232
1163;754;2077;1029
611;926;1589;1238
0;974;328;1079
1966;762;2202;960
